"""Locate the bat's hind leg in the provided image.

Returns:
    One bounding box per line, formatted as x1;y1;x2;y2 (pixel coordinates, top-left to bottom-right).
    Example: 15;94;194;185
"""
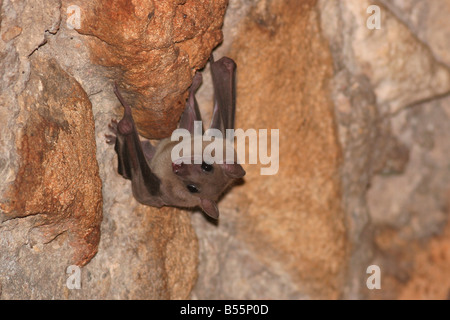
113;82;137;137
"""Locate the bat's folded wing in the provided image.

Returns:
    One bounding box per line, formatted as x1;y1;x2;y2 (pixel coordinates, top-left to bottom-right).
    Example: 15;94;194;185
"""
113;84;163;207
210;56;237;133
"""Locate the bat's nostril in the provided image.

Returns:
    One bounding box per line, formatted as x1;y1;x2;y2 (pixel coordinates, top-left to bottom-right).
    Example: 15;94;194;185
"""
172;162;184;174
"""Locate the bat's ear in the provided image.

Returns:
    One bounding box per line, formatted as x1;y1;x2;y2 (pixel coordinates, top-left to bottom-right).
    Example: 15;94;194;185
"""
201;199;219;219
221;163;246;179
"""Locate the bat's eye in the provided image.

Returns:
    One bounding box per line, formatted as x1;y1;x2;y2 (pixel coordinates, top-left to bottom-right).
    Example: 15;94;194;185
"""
187;184;199;193
201;162;213;172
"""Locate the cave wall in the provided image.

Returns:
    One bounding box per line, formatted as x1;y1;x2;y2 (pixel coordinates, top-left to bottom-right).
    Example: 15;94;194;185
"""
0;0;449;299
0;0;209;299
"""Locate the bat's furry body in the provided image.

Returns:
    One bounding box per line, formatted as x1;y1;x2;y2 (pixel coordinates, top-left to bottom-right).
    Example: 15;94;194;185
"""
106;56;245;219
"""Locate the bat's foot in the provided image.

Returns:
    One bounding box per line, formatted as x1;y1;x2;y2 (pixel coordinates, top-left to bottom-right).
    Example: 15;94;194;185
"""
105;134;116;145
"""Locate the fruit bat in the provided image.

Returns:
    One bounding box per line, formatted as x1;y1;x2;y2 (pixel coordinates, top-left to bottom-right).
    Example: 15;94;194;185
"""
106;56;245;219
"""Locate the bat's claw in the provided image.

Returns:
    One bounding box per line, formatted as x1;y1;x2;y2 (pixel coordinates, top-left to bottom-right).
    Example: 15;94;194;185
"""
108;119;118;134
105;134;116;145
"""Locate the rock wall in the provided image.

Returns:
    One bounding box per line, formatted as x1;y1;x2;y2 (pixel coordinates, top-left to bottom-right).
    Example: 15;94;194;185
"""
1;0;449;299
192;0;347;299
0;0;204;300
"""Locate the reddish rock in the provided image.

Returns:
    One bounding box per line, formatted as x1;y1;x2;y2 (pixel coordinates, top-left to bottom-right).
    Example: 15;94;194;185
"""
1;56;102;266
67;0;228;138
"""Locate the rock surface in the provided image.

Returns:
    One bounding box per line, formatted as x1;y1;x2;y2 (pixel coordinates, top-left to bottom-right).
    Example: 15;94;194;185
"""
192;0;348;299
70;0;228;138
318;0;450;298
1;0;449;300
0;0;205;299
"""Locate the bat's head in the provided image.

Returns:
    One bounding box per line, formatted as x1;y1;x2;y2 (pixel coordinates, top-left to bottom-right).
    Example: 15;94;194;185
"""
170;155;245;219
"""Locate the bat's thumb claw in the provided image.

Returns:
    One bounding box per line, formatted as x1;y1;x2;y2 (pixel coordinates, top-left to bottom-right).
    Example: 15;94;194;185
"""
105;134;116;145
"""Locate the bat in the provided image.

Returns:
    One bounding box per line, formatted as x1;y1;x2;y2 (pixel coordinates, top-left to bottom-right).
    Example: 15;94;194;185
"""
106;55;245;219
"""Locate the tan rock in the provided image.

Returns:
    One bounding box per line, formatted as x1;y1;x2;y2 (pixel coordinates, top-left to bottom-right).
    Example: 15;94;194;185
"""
2;0;449;300
192;0;348;299
398;219;450;300
320;0;450;115
1;56;102;266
